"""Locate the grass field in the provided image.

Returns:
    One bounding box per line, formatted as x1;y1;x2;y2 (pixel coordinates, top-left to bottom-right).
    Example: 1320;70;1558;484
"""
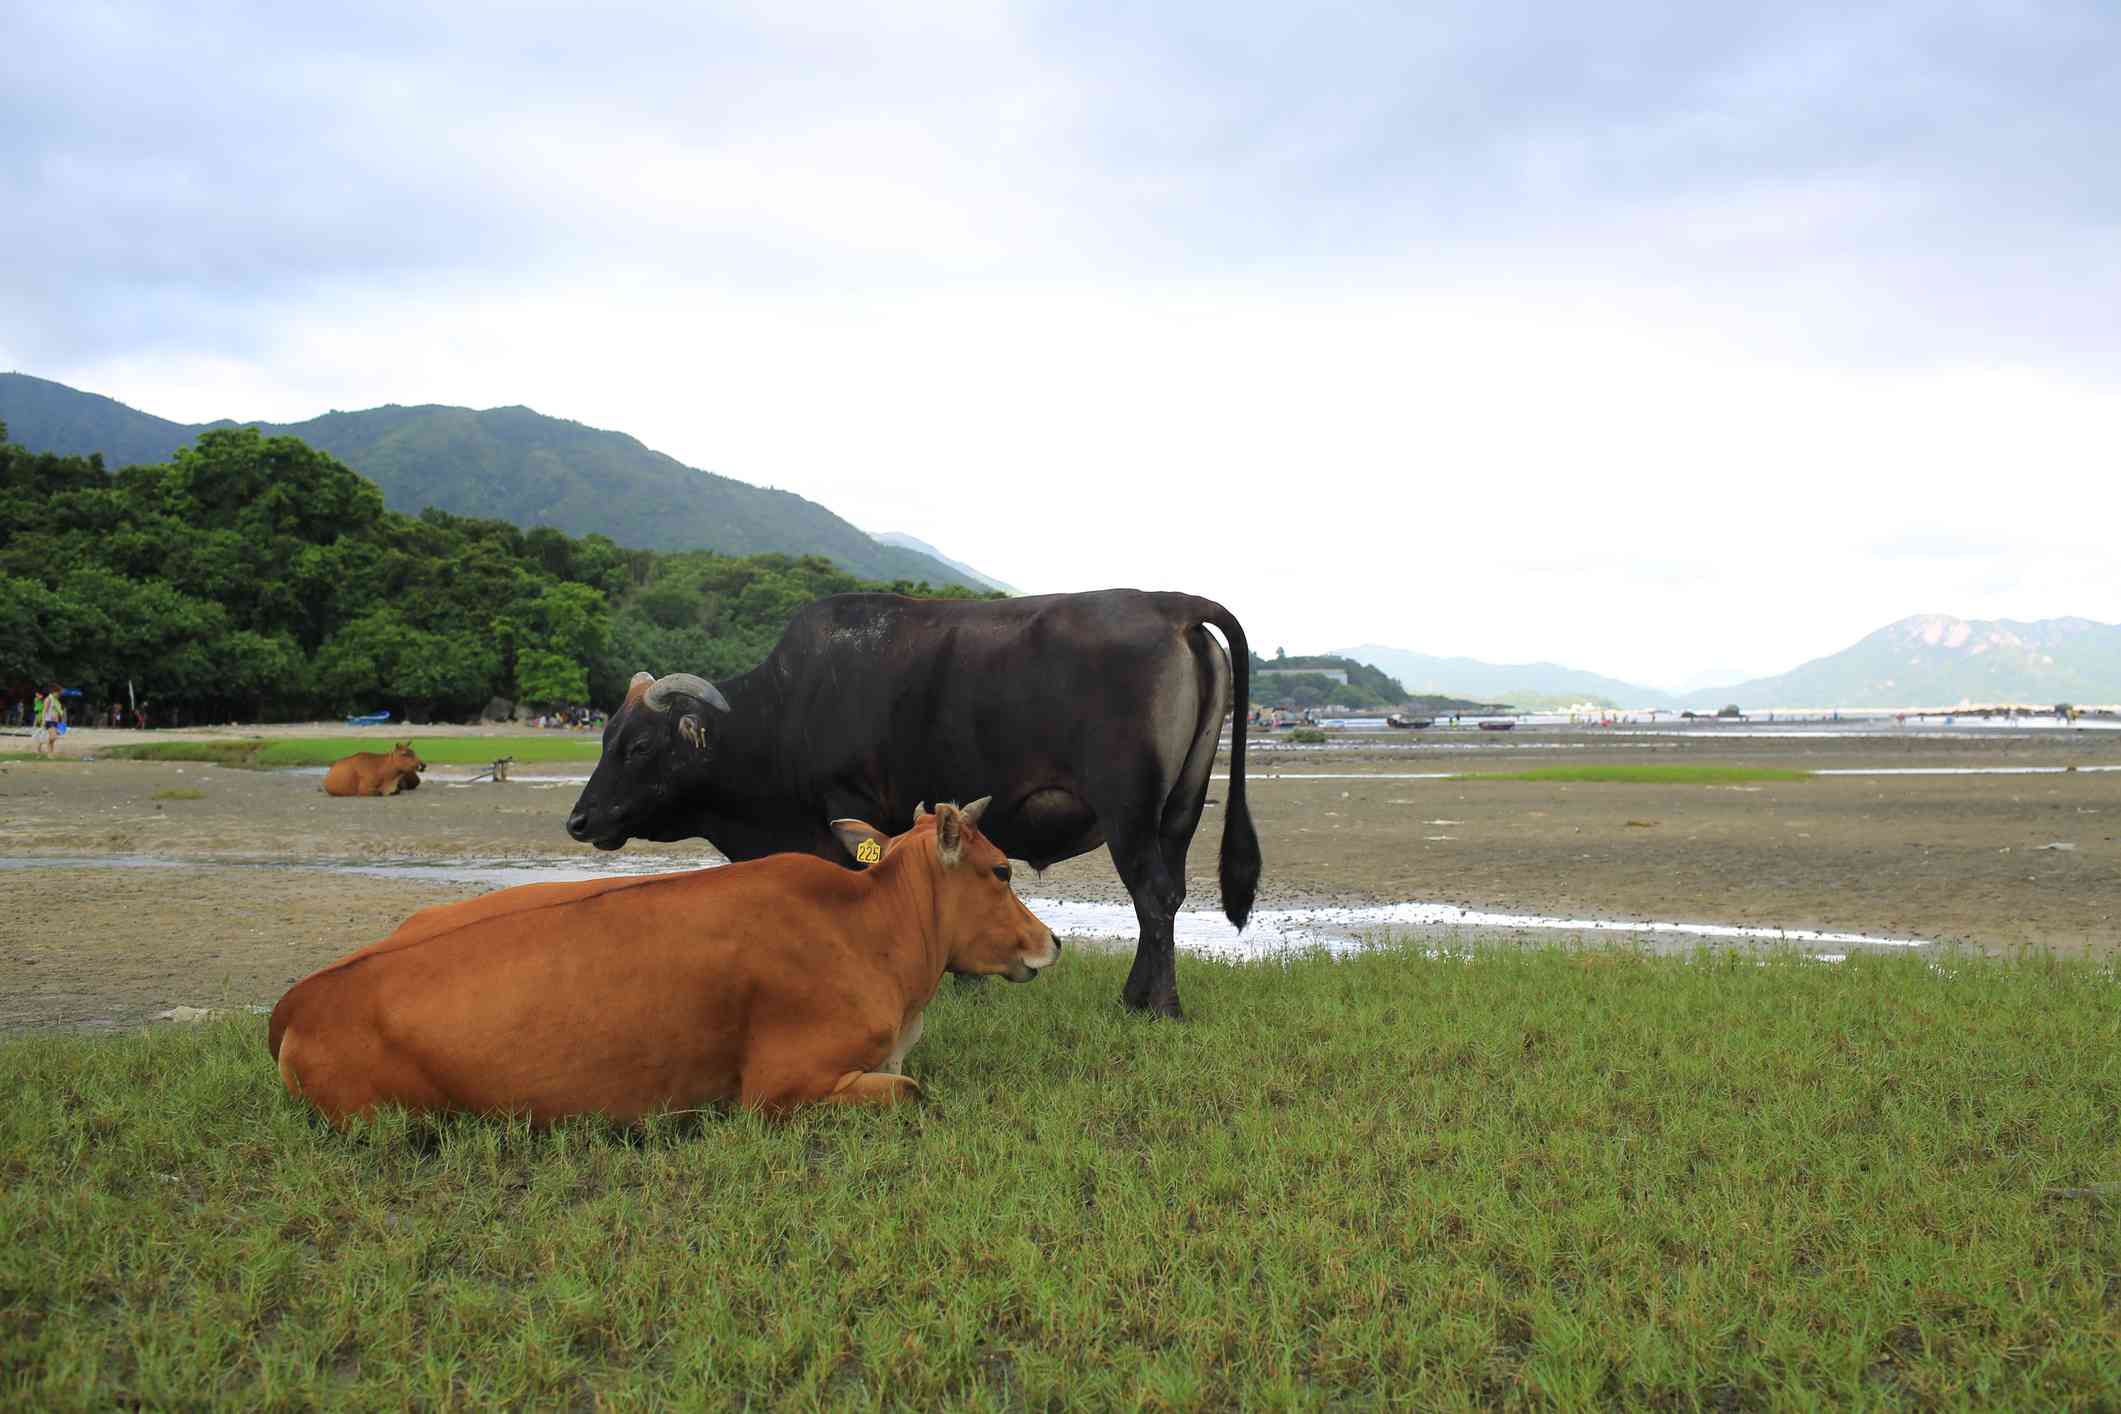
98;736;605;768
6;944;2120;1408
1455;764;1813;785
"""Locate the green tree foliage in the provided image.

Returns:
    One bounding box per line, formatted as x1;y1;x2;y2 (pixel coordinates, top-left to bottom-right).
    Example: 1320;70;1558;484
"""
0;426;999;723
1246;652;1411;710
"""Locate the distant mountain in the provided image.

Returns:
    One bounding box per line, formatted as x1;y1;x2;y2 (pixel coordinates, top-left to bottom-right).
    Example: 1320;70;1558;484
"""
0;372;985;590
0;371;200;469
869;531;1016;594
1336;643;1680;710
1702;615;2121;709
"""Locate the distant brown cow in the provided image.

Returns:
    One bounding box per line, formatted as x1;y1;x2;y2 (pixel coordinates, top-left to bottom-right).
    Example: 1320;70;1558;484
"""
268;798;1059;1125
322;742;426;797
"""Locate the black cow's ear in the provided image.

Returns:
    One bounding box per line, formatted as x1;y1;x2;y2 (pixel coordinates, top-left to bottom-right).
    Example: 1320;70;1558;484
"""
678;714;707;751
831;819;889;868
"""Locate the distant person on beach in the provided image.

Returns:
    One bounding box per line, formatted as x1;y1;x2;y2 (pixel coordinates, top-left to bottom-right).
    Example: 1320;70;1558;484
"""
35;683;65;755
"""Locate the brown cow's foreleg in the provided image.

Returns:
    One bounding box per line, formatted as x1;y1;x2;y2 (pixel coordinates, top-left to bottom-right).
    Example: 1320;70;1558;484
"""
822;1071;923;1108
740;1032;915;1115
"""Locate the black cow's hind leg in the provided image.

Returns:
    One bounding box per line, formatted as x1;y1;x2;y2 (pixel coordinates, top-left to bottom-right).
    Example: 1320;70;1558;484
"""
1109;827;1185;1018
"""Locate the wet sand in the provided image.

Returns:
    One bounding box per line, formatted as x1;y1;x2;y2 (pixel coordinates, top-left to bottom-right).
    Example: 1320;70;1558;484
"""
3;725;2117;1029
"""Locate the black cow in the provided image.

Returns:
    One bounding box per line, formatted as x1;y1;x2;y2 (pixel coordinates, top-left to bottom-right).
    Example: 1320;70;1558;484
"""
565;589;1260;1016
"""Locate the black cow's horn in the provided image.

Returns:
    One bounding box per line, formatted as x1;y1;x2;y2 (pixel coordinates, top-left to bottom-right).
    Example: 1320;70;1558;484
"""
643;672;730;714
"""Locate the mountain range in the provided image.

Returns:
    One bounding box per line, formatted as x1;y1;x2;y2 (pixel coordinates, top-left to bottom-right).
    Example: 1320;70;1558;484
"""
0;372;998;591
869;531;1018;594
10;375;2112;709
1346;614;2121;710
1337;645;1675;711
1704;615;2121;709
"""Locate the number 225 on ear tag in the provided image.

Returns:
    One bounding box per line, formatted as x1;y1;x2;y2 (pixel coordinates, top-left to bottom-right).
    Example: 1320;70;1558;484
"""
855;838;882;864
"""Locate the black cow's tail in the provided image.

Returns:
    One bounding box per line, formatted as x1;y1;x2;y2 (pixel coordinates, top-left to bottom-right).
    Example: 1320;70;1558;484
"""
1196;599;1261;930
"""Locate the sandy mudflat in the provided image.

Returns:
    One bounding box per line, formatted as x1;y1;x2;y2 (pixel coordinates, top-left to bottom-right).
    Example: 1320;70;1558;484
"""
2;724;2116;1029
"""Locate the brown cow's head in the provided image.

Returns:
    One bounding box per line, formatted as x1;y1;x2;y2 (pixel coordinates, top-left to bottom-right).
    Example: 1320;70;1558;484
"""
832;798;1061;982
391;742;427;773
566;670;732;850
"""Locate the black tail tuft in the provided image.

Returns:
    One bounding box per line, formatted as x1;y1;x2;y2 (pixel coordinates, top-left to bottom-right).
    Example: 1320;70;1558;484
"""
1198;598;1261;930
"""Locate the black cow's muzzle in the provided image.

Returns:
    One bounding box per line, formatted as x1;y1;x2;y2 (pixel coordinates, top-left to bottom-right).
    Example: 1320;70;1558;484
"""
565;811;626;850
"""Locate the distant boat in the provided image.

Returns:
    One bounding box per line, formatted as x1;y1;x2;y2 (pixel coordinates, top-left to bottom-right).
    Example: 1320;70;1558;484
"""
1386;714;1433;729
345;710;392;726
1477;719;1516;732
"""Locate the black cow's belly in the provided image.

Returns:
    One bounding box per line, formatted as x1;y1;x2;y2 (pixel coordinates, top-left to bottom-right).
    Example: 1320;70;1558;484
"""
993;785;1102;870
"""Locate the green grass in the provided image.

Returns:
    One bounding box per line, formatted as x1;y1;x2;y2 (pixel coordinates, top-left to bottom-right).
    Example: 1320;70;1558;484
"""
252;737;603;767
99;741;272;767
102;736;604;768
0;752;85;764
149;787;206;801
1455;764;1812;785
5;945;2120;1408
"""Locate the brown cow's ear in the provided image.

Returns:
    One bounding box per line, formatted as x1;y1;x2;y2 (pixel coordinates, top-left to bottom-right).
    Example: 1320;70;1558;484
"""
831;819;890;868
935;802;963;866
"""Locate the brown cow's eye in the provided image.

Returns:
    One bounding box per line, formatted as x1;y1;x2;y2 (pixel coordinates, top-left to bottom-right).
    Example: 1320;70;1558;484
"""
993;865;1011;883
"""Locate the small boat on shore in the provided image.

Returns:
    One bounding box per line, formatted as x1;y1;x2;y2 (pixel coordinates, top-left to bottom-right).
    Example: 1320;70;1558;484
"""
1385;714;1434;729
1477;719;1517;732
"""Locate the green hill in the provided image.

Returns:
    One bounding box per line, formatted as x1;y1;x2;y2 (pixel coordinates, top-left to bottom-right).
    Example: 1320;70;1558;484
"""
0;373;986;590
0;372;200;470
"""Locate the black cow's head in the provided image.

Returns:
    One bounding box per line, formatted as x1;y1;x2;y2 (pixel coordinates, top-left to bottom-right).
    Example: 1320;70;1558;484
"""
565;670;731;850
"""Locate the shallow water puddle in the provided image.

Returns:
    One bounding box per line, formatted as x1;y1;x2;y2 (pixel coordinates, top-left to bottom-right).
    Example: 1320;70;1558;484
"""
7;854;1931;959
1020;897;1931;960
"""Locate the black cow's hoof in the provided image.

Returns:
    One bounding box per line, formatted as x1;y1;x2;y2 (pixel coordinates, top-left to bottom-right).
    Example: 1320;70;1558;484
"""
1120;989;1184;1020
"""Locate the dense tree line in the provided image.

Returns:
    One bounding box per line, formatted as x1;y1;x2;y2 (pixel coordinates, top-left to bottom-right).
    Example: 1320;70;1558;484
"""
0;423;990;723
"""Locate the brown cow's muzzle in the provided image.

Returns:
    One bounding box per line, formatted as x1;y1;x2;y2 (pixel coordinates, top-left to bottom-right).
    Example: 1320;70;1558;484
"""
1008;932;1062;982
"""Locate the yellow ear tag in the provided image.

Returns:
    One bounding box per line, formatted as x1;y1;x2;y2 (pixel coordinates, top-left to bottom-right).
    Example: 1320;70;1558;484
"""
855;838;882;864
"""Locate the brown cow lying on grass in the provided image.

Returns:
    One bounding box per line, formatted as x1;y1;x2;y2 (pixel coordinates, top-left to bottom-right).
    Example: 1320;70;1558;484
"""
321;742;426;797
268;798;1058;1125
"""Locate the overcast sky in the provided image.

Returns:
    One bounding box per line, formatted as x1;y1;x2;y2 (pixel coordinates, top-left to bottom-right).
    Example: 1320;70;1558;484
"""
6;1;2117;689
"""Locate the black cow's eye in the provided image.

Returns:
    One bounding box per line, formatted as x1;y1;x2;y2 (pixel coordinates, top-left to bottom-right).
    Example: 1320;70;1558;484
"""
993;865;1011;883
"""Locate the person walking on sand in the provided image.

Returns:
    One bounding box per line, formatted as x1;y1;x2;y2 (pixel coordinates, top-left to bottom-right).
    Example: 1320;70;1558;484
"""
35;683;65;756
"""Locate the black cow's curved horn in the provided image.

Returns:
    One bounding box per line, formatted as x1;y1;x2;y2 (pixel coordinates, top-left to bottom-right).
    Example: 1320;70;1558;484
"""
643;672;730;714
962;796;991;829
